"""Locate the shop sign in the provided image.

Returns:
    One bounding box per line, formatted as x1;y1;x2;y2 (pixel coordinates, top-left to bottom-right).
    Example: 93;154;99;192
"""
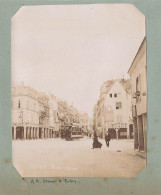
120;132;127;136
106;122;127;129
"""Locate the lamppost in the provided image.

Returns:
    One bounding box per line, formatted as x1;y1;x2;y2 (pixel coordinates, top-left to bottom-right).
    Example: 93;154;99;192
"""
18;98;24;139
18;110;24;139
19;110;23;126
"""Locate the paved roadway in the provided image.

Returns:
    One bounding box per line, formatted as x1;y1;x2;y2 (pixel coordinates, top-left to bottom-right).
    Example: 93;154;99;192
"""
12;137;146;177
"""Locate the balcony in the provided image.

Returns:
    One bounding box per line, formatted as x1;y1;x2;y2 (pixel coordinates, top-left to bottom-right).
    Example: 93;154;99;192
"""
132;105;137;117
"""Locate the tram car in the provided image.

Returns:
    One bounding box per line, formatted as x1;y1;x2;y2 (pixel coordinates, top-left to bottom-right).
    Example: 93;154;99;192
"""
64;123;83;140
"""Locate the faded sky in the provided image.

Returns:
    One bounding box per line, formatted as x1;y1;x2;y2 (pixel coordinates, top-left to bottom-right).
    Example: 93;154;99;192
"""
12;4;145;117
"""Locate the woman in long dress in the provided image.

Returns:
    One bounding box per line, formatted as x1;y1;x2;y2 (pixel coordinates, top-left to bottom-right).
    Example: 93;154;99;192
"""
92;132;102;149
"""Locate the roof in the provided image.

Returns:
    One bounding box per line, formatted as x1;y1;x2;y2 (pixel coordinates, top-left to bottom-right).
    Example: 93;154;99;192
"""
100;80;115;94
101;79;131;95
119;79;131;94
128;36;146;75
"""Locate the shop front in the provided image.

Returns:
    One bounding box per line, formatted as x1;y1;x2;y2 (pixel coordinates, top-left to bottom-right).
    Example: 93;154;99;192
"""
106;122;129;139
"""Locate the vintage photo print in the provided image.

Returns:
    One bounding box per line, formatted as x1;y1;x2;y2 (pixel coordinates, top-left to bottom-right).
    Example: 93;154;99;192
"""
11;4;146;177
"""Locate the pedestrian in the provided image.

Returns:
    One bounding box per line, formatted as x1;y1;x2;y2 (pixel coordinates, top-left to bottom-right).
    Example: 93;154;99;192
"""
92;132;102;149
105;131;111;147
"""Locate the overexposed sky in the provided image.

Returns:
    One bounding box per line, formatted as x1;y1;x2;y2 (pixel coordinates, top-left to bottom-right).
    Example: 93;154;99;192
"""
12;4;145;117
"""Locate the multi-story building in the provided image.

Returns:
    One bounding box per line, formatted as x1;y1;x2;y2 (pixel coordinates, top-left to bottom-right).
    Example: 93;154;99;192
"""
69;105;81;124
57;100;90;134
48;94;59;137
93;104;97;131
37;92;50;139
79;112;89;133
88;118;94;136
128;37;147;152
57;100;71;129
12;82;57;139
93;79;133;139
12;83;90;140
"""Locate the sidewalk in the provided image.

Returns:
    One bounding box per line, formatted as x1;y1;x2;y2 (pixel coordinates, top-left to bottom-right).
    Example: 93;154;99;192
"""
134;149;146;159
97;138;145;158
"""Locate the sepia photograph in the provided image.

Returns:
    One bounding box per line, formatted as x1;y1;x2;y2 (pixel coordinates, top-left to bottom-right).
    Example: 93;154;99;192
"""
11;4;146;177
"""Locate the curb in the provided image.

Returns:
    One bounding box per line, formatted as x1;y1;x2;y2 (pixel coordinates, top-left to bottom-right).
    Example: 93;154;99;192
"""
135;150;146;159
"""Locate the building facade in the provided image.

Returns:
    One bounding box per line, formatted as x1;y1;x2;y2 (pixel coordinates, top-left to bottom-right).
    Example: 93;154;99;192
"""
57;100;89;133
12;82;59;140
48;94;59;137
93;79;133;139
87;118;94;136
128;37;147;152
12;83;90;140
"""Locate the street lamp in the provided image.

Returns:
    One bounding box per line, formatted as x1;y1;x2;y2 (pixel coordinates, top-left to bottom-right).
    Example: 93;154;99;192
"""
18;98;24;139
19;110;23;127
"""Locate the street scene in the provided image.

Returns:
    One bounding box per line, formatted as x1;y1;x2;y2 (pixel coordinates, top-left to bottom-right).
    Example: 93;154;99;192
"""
12;4;146;177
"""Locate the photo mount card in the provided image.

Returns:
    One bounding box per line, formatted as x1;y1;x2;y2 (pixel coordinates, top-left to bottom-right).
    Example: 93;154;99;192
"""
0;1;161;195
11;4;146;178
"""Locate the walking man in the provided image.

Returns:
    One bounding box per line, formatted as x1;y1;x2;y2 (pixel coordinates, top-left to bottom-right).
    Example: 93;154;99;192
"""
105;131;111;147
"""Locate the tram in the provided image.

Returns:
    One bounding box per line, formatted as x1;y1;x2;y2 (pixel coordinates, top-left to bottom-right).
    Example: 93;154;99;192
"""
61;123;83;140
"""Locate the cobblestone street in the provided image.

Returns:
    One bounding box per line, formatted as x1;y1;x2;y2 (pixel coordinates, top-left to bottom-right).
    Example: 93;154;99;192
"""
12;138;146;177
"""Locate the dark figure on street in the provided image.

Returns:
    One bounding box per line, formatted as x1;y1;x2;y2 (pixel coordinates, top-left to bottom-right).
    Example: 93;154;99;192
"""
105;131;111;147
92;132;102;149
65;127;72;140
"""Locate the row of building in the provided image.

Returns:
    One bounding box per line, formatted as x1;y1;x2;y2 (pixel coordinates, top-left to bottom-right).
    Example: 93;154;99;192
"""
12;83;90;140
93;37;147;152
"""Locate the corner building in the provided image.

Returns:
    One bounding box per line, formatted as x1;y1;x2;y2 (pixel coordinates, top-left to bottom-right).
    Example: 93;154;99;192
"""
93;79;133;139
128;37;147;153
12;82;55;140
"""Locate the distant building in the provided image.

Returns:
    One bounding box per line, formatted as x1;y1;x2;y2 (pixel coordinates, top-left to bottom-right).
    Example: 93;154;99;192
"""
93;79;133;139
57;100;72;129
88;118;94;136
79;112;89;133
48;94;59;137
12;82;90;140
93;104;97;132
128;37;147;152
57;100;89;133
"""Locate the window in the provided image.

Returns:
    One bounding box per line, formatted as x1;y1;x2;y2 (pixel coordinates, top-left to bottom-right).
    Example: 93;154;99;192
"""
26;100;29;109
18;100;21;108
116;102;122;109
109;94;112;98
136;75;141;102
114;93;117;98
